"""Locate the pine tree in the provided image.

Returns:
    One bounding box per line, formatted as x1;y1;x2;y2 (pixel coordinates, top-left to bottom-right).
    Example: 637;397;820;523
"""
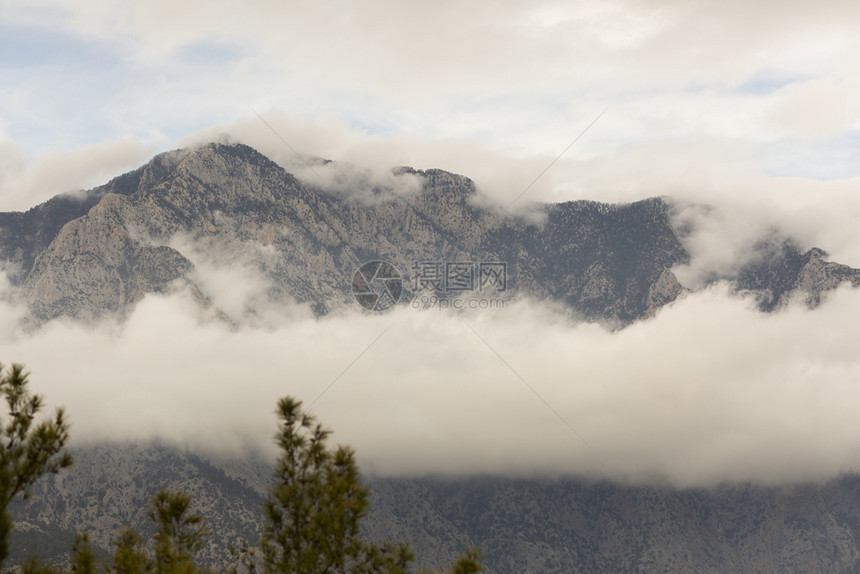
261;397;481;574
261;397;412;574
112;527;151;574
0;363;72;569
149;489;211;574
71;533;97;574
107;490;211;574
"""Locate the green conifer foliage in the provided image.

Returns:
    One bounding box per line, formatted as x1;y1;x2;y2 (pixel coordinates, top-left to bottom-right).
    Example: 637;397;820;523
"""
0;363;72;569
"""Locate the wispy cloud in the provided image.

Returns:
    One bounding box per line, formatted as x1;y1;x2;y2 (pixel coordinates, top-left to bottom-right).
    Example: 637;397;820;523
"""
0;134;152;210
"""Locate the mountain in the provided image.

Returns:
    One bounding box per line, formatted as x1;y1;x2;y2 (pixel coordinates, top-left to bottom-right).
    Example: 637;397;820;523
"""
4;142;860;572
4;142;855;326
9;444;268;565
13;446;860;573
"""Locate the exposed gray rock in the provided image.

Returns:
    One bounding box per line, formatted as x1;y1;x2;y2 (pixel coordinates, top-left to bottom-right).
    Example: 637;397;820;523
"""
0;143;687;325
737;242;860;311
2;143;857;325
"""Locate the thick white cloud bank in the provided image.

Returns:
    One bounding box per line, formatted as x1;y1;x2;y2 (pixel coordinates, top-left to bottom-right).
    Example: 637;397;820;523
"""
2;276;860;488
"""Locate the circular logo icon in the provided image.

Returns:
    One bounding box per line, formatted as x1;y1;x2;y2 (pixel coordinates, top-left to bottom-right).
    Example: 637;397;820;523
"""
352;261;403;311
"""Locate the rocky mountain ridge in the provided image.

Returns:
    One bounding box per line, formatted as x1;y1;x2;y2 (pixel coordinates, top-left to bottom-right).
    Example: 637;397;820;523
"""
2;142;856;326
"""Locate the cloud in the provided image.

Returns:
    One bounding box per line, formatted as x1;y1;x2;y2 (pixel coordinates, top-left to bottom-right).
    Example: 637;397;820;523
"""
164;232;316;326
5;0;860;175
3;269;860;487
0;134;153;211
178;111;572;212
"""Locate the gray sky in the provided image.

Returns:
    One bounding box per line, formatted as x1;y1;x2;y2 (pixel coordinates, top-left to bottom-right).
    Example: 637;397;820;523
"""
2;0;860;486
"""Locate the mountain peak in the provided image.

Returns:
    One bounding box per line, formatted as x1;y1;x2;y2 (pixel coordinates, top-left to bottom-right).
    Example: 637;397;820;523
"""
1;142;858;324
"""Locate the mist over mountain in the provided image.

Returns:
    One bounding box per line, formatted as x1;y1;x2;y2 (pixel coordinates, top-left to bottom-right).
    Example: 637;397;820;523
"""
3;142;860;572
1;142;855;327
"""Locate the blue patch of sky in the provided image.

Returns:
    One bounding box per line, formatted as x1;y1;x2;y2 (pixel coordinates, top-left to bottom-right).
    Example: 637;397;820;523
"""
738;68;816;95
0;23;131;150
1;31;256;155
0;24;122;70
763;131;860;179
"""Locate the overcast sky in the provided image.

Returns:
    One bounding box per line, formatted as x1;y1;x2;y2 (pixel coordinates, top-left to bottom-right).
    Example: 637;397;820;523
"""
2;0;860;262
2;0;860;486
0;4;858;189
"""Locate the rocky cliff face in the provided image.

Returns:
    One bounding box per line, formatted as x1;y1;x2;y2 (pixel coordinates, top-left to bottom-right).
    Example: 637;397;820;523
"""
5;142;853;326
738;243;860;310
